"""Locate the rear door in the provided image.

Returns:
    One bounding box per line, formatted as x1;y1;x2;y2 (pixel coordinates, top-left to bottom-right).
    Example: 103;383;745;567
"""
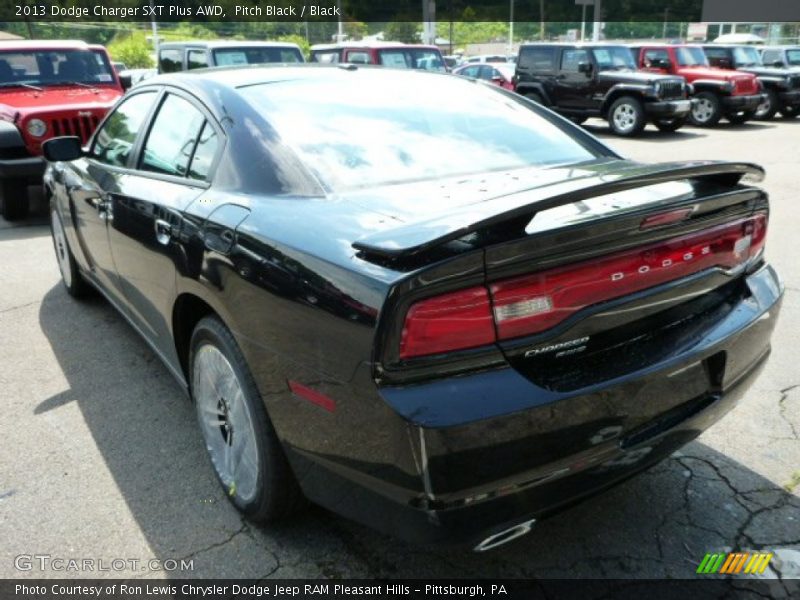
106;89;222;364
554;47;594;109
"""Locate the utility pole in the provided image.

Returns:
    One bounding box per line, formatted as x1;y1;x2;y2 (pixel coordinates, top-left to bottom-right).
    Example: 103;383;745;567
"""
508;0;514;54
337;0;344;42
539;0;545;40
592;0;602;41
149;0;159;58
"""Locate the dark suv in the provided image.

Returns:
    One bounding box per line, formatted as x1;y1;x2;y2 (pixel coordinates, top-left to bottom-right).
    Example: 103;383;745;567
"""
702;44;800;119
514;43;691;136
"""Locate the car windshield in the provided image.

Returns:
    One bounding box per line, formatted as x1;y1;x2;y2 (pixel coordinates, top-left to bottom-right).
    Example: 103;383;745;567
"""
0;49;115;88
676;47;709;67
591;47;636;71
241;73;598;190
377;49;446;72
733;46;763;67
787;49;800;66
213;47;303;66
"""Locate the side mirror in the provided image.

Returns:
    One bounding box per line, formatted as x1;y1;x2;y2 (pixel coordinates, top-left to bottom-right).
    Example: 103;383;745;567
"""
773;60;784;68
578;61;592;74
43;136;84;162
119;73;132;90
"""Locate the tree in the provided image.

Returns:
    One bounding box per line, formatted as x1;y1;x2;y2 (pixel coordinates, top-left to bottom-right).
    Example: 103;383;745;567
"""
384;22;420;44
277;34;311;60
107;31;154;69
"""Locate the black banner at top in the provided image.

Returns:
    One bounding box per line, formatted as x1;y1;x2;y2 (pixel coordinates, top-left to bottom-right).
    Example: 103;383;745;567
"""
1;0;799;23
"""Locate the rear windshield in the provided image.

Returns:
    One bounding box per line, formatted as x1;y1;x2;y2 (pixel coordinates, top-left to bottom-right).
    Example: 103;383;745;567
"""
0;49;116;87
213;47;303;66
240;73;598;190
377;49;446;72
676;47;708;67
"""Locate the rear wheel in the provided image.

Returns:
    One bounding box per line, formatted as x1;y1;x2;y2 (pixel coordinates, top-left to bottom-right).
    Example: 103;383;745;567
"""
0;179;29;221
653;116;687;132
755;89;778;120
689;91;722;127
726;110;755;124
50;206;91;298
190;316;303;523
608;96;646;136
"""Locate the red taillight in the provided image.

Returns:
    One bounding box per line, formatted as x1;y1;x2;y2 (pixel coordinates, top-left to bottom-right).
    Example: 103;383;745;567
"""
490;215;766;340
399;286;495;359
397;215;766;360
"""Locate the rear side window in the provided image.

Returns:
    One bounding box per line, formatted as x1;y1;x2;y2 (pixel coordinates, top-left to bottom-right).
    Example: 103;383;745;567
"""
188;123;219;181
187;50;208;70
92;91;157;168
140;94;205;177
561;49;590;72
518;46;556;72
761;50;780;65
159;49;182;73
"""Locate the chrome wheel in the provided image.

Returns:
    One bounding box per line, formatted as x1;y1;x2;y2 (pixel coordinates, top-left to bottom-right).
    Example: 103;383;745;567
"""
755;95;772;119
51;209;72;288
612;103;637;133
692;98;714;123
193;344;260;503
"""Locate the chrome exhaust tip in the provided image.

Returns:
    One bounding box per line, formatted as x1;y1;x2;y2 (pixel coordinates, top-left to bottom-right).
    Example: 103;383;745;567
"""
473;518;536;552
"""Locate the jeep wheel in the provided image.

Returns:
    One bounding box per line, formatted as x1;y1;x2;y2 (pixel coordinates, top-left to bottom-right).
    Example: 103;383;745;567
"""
689;92;722;127
653;116;686;132
608;96;646;136
779;104;799;119
525;92;545;105
727;110;755;125
0;180;29;221
755;89;778;120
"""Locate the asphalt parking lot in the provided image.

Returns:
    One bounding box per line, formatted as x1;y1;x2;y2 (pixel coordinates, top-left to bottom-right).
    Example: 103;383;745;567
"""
1;118;799;582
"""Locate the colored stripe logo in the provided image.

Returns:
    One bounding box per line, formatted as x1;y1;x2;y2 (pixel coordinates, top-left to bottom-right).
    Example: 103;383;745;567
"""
696;552;773;575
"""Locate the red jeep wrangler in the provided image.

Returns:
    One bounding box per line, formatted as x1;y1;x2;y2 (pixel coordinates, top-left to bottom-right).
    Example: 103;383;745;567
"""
0;40;123;220
310;42;447;72
629;44;763;127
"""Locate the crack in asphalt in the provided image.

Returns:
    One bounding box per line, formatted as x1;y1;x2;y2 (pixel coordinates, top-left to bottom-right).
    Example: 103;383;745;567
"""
0;300;40;315
778;385;799;440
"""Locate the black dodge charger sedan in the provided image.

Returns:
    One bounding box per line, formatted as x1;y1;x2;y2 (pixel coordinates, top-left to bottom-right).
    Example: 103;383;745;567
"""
43;65;782;551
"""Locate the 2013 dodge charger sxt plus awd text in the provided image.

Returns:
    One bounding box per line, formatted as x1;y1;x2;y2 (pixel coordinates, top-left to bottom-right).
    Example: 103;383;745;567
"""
43;66;782;551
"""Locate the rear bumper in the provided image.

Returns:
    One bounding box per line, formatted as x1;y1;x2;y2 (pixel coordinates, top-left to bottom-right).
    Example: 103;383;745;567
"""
722;93;765;111
644;98;692;117
289;264;783;547
0;156;44;181
778;89;800;107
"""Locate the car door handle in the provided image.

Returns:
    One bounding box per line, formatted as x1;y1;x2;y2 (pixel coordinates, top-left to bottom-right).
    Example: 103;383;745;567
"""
155;219;173;246
89;196;113;222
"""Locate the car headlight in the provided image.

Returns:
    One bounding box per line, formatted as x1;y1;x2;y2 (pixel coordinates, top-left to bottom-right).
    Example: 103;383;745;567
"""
26;118;47;138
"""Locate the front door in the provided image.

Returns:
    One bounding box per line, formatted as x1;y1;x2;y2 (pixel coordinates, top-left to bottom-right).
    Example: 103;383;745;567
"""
554;47;595;110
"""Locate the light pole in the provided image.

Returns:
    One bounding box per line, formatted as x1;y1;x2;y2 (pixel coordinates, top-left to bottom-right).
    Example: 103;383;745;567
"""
508;0;514;54
592;0;602;41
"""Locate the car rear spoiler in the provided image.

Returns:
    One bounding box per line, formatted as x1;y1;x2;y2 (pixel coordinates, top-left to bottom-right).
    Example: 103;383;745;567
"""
351;161;764;260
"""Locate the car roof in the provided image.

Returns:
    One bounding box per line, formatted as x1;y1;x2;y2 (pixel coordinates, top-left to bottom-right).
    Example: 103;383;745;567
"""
159;40;301;50
0;40;91;51
310;42;439;51
519;42;630;49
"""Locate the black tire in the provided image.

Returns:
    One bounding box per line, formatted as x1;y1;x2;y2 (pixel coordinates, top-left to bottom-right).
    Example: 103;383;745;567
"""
525;92;545;105
189;316;304;523
653;116;687;132
607;96;646;136
779;104;800;119
50;206;92;298
0;179;29;221
755;89;779;120
689;91;722;127
726;110;755;124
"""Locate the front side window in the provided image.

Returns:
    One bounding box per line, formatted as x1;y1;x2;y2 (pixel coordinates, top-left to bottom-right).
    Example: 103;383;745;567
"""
92;92;157;167
140;94;205;177
592;47;636;71
643;48;670;67
241;72;598;190
0;49;116;88
312;51;339;64
212;47;303;66
675;46;708;66
345;51;371;64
